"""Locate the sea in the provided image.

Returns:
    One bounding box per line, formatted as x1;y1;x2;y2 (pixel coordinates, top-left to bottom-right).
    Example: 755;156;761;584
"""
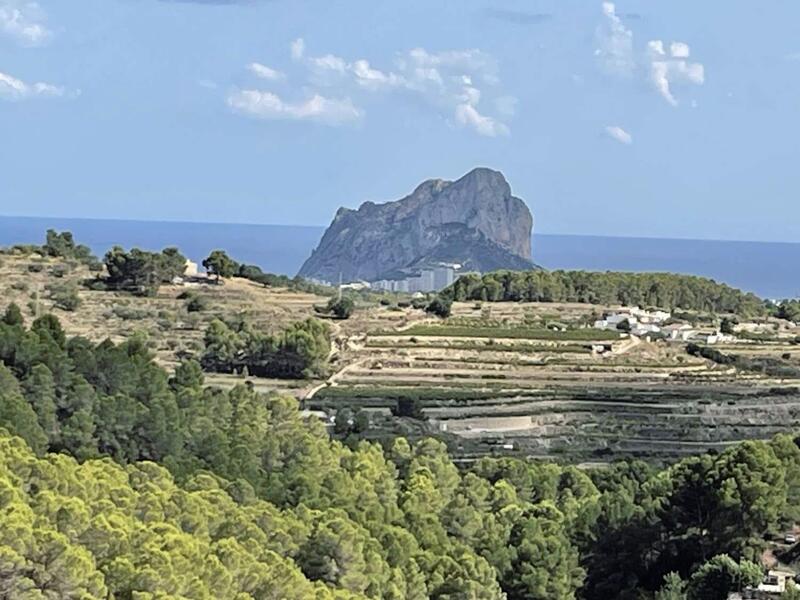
1;215;798;300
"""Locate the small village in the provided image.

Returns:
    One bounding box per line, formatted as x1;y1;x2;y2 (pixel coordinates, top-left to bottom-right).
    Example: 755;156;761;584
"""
592;306;736;344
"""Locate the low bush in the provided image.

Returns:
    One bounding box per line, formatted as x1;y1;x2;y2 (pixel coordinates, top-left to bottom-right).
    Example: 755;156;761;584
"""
46;282;81;312
186;295;210;313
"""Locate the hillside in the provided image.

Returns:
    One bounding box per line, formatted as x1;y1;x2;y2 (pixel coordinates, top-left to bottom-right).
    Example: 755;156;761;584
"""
2;245;800;465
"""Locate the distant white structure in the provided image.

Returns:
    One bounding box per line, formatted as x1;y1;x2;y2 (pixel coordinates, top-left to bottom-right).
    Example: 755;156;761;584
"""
688;330;734;345
757;570;793;595
184;259;199;277
341;281;371;291
594;307;671;336
662;323;694;341
371;264;457;293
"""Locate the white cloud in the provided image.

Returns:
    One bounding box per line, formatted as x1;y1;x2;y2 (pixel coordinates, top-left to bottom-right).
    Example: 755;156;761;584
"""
647;39;704;106
0;70;64;100
595;2;635;76
403;47;499;84
596;3;705;107
227;89;362;125
268;40;512;136
455;103;509;137
248;62;284;81
233;40;511;136
351;59;404;90
670;42;690;59
605;125;632;145
0;1;51;46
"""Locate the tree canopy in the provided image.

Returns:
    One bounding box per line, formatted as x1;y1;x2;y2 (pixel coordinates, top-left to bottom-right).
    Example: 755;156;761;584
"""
202;317;331;378
203;249;238;280
103;245;187;295
0;309;796;599
443;270;766;316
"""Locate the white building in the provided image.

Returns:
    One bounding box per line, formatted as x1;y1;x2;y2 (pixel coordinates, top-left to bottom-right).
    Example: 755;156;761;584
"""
688;330;734;345
184;259;199;277
631;323;661;337
433;266;456;290
662;323;694;341
595;307;672;333
371;265;453;293
341;281;371;291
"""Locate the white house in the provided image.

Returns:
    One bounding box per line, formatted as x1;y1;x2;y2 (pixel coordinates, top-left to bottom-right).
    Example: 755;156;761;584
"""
662;323;694;341
595;307;672;332
184;259;199;277
687;330;735;345
630;323;661;337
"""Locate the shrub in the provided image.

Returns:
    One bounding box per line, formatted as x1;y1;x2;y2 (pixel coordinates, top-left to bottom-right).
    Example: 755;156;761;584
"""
425;296;452;318
326;296;355;320
411;298;427;310
46;282;81;312
49;264;69;278
111;305;153;321
186;295;210;313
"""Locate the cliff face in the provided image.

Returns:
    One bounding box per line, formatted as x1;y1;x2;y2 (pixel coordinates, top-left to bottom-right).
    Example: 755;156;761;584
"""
298;167;534;283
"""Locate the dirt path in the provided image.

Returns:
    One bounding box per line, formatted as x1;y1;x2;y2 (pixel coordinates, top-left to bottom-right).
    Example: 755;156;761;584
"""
304;357;372;399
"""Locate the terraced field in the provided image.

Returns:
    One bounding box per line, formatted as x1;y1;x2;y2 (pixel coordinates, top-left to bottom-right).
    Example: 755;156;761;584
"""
307;301;800;463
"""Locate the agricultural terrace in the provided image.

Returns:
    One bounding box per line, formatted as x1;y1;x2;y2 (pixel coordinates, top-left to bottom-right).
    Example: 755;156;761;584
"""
309;299;800;464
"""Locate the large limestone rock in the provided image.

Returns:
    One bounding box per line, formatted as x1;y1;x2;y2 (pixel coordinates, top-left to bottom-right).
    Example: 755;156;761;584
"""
298;167;534;283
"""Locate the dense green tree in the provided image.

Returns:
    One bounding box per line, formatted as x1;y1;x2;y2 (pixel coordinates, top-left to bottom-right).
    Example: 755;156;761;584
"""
203;249;238;281
43;229;94;262
22;363;59;443
103;245;187;295
202;317;331;379
444;270;766;316
426;296;452;318
0;365;48;454
686;555;762;600
501;503;584;599
3;303;23;326
656;572;687;600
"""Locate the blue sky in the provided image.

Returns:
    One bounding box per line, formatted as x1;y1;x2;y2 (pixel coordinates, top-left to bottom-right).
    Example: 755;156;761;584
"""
2;0;800;242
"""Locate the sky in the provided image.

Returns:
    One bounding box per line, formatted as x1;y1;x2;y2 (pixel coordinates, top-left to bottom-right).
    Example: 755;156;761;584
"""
2;0;800;243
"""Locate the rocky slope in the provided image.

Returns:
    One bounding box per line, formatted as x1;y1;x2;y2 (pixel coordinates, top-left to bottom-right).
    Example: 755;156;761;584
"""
298;168;534;283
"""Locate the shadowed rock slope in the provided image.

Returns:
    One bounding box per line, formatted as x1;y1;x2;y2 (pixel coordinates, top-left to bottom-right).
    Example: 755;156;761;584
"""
298;167;535;283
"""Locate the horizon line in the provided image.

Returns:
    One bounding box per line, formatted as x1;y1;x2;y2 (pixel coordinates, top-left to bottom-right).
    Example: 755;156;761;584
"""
1;213;798;248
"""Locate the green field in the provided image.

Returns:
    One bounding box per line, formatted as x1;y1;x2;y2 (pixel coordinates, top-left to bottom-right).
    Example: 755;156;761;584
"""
375;324;622;341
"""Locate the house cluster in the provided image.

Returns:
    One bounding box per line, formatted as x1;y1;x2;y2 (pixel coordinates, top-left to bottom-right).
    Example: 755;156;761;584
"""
593;307;672;337
593;307;735;344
